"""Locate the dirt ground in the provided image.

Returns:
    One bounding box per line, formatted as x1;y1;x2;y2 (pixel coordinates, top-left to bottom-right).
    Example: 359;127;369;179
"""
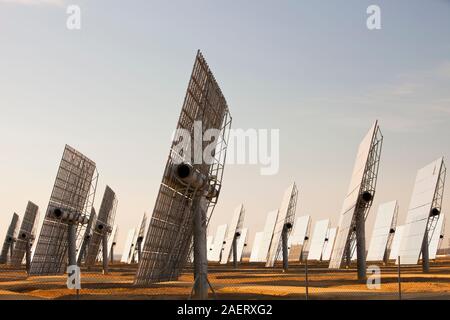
1;257;449;300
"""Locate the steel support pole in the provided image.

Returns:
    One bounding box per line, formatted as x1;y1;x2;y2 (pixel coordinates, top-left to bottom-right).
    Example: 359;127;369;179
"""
25;238;31;274
110;244;115;264
193;196;209;300
9;242;14;263
301;238;308;263
131;246;136;264
102;232;109;274
421;230;430;273
68;224;77;267
232;235;238;269
398;256;402;300
77;236;89;266
383;249;389;265
137;240;142;262
305;258;309;300
345;241;351;267
282;225;289;272
356;210;367;282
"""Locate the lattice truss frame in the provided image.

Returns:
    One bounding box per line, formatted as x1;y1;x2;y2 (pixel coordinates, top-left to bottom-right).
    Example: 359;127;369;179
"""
10;201;39;266
137;213;148;241
385;203;399;258
345;125;383;263
108;225;119;257
29;145;98;275
438;216;446;250
329;122;383;268
236;227;248;262
84;186;118;266
427;161;447;244
135;51;232;285
220;204;245;264
78;207;97;264
0;213;19;264
129;212;148;262
267;183;299;267
425;162;446;246
437;215;446;252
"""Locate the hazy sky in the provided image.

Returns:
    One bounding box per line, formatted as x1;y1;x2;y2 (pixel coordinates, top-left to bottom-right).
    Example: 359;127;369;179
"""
1;0;450;255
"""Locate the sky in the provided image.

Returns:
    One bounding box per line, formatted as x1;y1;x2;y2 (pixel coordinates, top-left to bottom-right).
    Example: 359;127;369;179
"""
1;0;450;256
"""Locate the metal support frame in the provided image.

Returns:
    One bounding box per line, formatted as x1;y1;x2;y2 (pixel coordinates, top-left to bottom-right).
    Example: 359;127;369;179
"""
84;187;117;271
383;248;389;265
266;184;298;268
298;221;311;263
30;145;98;276
102;232;109;274
136;239;142;262
282;225;289;272
10;202;39;269
110;242;116;264
345;241;351;267
345;125;383;281
25;238;32;274
421;161;446;272
0;213;19;264
398;255;402;299
68;224;77;267
131;245;136;264
134;51;232;289
77;235;90;266
135;213;147;264
77;208;96;266
355;207;366;281
232;235;238;269
421;230;430;273
305;258;309;300
192;195;209;299
384;204;398;264
9;242;14;263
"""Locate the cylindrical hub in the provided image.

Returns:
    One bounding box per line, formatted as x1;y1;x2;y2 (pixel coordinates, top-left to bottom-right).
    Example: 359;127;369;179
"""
175;163;207;189
174;163;219;199
361;191;373;202
430;208;440;216
52;208;89;225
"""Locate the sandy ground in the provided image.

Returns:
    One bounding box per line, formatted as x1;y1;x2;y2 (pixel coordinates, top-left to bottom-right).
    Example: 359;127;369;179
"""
1;258;449;300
